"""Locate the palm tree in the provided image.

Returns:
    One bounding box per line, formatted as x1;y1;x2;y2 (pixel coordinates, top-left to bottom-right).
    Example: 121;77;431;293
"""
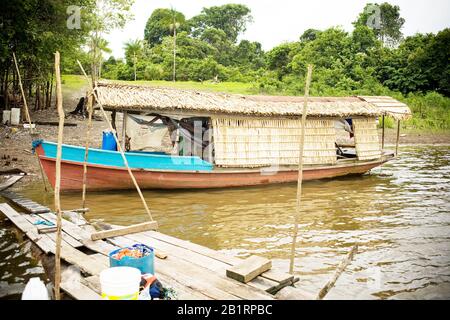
124;39;143;81
169;7;181;82
88;34;112;82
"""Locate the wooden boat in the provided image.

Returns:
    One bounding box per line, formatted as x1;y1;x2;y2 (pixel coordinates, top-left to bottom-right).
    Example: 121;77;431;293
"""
34;140;213;171
33;83;411;191
34;140;394;191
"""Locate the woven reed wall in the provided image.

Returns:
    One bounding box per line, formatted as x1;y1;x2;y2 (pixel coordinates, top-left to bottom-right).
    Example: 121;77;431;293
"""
353;118;381;160
212;117;337;167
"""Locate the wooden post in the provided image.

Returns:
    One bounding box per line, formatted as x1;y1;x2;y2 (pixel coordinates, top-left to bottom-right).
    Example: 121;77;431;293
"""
122;111;127;150
12;52;48;192
289;65;313;275
12;53;32;130
77;60;154;222
81;94;93;209
381;115;385;150
395;119;400;157
54;51;65;300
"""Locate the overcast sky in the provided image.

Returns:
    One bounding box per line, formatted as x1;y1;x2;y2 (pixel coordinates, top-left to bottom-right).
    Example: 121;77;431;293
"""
104;0;450;58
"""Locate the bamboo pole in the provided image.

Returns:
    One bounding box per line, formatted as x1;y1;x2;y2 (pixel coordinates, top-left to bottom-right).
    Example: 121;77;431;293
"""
395;119;400;157
81;94;93;209
53;51;64;300
12;53;32;130
381;115;385;150
316;245;358;300
76;60;154;221
12;52;48;192
289;65;313;275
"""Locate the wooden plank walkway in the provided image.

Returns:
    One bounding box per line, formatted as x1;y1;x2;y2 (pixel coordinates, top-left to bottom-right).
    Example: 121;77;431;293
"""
0;175;24;191
0;194;310;300
1;190;51;214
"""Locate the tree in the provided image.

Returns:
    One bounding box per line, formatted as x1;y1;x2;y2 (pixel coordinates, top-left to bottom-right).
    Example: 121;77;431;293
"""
378;29;450;96
144;8;187;47
190;4;252;43
88;36;112;79
0;0;95;110
87;0;134;82
291;27;352;73
352;25;380;53
124;39;143;80
200;28;234;65
234;40;265;70
300;29;321;42
424;29;450;96
169;8;182;82
265;42;297;80
148;31;216;81
353;2;405;47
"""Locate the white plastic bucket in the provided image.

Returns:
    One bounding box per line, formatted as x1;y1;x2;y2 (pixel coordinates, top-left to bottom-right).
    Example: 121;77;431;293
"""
2;110;11;124
100;267;141;300
21;278;50;300
11;108;21;125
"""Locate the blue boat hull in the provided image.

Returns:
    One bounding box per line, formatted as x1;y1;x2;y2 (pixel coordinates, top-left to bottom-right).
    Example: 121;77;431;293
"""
33;140;213;171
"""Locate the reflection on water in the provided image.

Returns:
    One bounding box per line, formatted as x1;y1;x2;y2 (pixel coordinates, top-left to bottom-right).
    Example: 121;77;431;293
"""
0;217;47;299
1;145;450;299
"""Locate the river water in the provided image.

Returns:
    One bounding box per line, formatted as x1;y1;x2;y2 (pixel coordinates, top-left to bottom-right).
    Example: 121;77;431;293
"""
1;145;449;299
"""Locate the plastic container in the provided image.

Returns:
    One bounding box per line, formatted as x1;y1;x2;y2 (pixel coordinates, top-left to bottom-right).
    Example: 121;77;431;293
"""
2;110;11;124
102;130;117;151
21;278;50;300
11;108;21;125
100;267;141;300
109;244;154;275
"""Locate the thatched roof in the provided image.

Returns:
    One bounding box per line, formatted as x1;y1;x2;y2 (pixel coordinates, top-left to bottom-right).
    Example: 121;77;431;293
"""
358;96;411;120
94;82;397;119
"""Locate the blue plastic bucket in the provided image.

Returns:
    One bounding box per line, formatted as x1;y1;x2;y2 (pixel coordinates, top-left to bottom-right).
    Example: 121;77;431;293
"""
109;245;154;275
102;130;117;151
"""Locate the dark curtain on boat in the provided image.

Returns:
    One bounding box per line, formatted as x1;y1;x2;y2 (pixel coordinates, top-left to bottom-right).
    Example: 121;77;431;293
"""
142;114;211;158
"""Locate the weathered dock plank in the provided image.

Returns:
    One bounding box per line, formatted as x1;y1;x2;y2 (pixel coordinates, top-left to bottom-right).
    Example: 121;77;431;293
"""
38;212;117;254
0;175;24;191
145;230;294;288
125;232;227;272
21;214;83;248
226;255;272;283
0;203;104;276
60;281;101;300
91;221;158;241
1;191;51;214
0;203;35;233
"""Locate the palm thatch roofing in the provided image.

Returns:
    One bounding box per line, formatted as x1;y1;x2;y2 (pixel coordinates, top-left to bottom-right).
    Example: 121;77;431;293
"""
358;96;411;120
94;82;409;119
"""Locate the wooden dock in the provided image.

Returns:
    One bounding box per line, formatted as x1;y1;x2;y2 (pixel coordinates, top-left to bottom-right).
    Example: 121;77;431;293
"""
0;192;313;300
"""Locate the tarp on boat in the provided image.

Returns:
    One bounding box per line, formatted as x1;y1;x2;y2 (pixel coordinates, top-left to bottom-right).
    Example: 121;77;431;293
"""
126;114;175;154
